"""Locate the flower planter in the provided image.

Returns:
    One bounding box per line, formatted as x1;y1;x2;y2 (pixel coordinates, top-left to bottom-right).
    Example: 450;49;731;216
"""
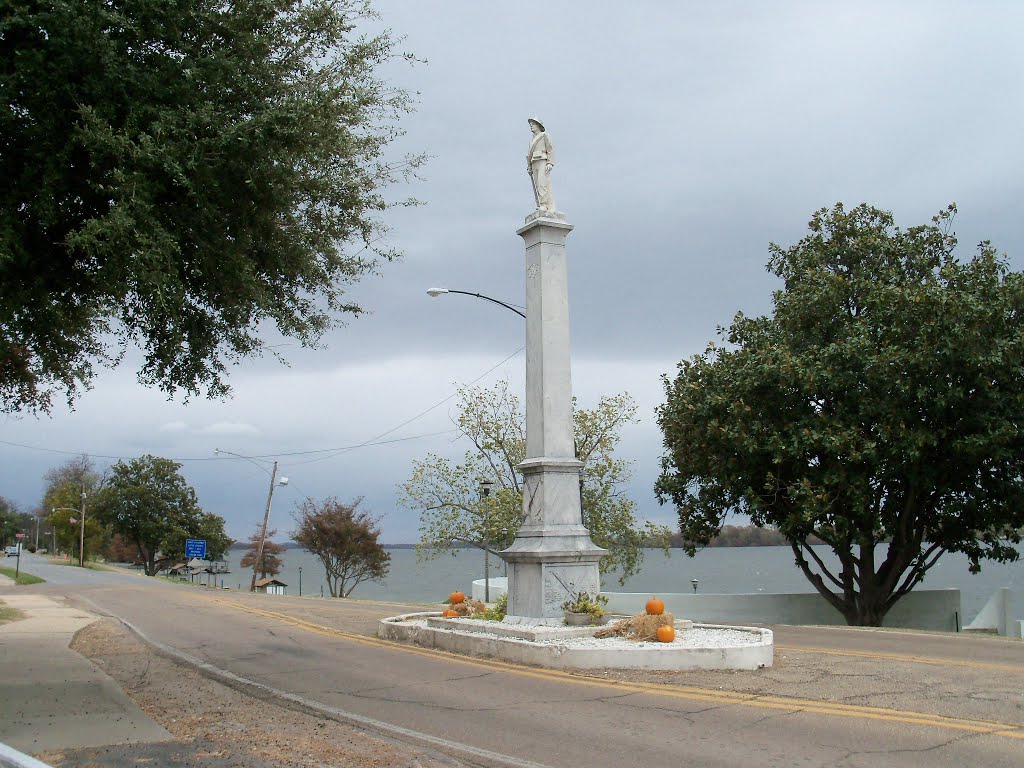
563;611;592;626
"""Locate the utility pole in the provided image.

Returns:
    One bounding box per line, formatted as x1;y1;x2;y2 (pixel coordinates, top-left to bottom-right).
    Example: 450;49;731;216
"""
480;479;494;602
249;461;279;592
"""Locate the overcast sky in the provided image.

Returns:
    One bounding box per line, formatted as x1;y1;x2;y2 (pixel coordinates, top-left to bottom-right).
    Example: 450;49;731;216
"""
3;1;1023;544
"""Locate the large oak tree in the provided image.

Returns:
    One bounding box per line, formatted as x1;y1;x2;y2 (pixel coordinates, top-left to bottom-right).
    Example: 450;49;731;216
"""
93;454;230;575
1;0;421;413
656;203;1024;626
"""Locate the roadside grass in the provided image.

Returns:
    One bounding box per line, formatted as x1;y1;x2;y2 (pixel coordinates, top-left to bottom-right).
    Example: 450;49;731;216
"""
0;565;46;585
46;558;110;571
0;600;25;624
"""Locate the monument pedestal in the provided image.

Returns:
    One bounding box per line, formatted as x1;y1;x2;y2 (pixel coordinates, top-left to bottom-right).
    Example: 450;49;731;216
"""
502;213;606;624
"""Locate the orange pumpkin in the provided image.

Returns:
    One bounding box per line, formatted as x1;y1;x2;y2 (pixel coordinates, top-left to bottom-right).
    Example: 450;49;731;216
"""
657;624;676;643
449;591;466;604
645;596;665;615
442;609;459;618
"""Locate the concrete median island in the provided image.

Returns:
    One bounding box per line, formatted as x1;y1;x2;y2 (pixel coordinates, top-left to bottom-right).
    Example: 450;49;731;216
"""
379;611;773;671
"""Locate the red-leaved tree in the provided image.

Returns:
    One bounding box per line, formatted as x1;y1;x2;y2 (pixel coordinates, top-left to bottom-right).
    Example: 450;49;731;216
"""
292;497;389;598
239;527;286;579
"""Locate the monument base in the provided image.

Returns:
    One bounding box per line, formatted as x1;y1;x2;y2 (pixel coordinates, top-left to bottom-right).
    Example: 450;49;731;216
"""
502;530;606;620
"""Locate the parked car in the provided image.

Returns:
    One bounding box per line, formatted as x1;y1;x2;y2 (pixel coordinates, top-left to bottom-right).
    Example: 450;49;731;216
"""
5;545;20;556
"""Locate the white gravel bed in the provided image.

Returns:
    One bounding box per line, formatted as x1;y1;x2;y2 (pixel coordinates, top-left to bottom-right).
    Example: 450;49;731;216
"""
396;617;762;650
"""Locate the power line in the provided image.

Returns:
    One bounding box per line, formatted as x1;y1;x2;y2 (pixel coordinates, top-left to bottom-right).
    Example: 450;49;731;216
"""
0;429;459;463
287;346;524;466
0;345;524;466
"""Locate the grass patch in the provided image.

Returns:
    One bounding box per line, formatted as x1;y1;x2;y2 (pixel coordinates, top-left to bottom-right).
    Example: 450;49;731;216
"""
0;600;25;624
46;558;109;571
0;565;46;585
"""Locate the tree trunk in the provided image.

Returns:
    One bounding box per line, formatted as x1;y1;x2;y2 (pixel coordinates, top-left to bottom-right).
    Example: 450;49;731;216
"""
792;540;896;627
843;601;887;627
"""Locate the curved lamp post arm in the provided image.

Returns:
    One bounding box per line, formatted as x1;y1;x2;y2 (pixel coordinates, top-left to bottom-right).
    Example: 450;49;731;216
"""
427;288;526;319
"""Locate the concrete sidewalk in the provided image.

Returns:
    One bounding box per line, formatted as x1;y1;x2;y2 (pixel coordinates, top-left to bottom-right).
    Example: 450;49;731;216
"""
0;594;171;754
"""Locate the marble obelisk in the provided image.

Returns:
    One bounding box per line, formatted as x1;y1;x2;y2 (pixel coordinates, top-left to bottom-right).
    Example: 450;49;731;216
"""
501;118;606;624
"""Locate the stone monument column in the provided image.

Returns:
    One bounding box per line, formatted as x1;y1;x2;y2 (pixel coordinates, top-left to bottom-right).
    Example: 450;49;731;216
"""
502;122;606;622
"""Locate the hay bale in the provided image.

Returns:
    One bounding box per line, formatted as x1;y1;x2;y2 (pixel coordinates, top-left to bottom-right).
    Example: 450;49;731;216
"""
453;598;486;616
594;612;675;642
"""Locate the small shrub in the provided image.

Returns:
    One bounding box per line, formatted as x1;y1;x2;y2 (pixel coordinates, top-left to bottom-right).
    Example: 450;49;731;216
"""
470;592;507;622
561;591;608;619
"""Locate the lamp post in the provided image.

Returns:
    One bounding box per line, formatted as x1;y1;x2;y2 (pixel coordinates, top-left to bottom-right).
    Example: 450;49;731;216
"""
79;491;86;567
298;566;302;597
426;287;526;318
479;479;495;602
214;449;289;592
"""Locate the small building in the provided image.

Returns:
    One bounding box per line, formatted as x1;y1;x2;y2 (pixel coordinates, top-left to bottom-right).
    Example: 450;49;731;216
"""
254;577;287;595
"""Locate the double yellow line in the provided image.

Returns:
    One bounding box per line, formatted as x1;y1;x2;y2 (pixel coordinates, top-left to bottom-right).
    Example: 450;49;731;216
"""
204;594;1024;741
777;644;1022;674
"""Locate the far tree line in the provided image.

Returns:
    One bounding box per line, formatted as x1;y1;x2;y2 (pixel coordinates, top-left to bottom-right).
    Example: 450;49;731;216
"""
12;455;389;599
665;526;823;549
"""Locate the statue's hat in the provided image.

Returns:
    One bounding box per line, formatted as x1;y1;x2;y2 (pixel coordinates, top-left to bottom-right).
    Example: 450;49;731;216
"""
527;117;545;131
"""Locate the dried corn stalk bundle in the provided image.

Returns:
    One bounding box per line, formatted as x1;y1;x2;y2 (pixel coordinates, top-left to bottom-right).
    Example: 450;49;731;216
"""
594;612;675;641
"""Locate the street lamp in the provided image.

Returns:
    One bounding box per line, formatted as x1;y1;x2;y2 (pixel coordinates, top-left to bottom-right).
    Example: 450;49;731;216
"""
426;287;526;319
214;449;290;592
430;287;529;603
79;491;86;567
479;479;495;602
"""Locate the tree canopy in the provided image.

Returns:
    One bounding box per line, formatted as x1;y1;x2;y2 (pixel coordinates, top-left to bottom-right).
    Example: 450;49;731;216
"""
656;203;1024;626
293;496;389;597
1;0;421;413
41;456;105;560
0;496;34;548
239;526;286;579
399;380;671;584
93;454;230;575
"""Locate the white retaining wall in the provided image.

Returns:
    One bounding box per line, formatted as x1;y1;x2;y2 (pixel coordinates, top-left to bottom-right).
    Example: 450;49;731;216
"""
472;578;961;631
964;588;1023;637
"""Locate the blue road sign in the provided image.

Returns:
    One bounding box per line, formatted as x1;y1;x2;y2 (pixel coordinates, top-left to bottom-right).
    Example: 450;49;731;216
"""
185;538;207;560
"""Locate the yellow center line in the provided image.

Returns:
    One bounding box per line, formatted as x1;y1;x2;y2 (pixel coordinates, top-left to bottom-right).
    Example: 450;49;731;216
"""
777;644;1023;674
198;594;1024;740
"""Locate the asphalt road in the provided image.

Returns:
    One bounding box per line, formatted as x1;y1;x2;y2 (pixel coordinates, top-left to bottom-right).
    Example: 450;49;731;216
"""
8;556;1024;767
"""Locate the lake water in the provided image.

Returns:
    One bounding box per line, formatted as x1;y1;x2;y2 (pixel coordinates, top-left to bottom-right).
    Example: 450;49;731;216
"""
216;545;1022;624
